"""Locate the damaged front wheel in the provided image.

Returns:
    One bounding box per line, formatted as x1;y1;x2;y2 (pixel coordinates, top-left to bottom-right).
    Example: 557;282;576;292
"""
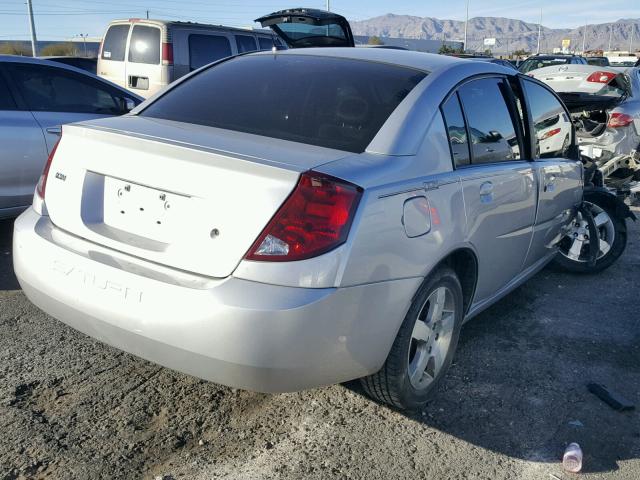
554;200;626;273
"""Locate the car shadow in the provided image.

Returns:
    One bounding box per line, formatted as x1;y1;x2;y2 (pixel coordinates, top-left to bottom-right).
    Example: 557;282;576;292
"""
344;260;640;475
0;219;19;291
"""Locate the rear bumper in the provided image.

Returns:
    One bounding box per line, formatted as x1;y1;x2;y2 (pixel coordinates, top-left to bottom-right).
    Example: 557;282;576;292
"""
13;209;419;392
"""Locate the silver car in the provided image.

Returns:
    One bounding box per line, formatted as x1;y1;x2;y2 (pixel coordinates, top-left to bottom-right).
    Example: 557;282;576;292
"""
12;48;627;410
0;55;142;219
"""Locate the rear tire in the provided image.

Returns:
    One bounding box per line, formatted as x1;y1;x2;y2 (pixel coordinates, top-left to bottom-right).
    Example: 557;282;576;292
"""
553;200;626;273
360;267;464;411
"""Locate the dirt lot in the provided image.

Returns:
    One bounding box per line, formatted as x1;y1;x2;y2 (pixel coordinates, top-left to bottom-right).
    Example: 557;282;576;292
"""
1;210;639;480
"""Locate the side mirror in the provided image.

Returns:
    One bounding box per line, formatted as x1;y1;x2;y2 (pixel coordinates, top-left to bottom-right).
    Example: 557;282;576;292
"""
118;97;137;113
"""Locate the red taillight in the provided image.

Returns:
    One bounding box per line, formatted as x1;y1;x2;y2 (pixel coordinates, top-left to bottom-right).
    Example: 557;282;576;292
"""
586;71;617;84
245;172;362;262
540;127;562;140
36;136;61;199
162;42;173;65
608;113;634;128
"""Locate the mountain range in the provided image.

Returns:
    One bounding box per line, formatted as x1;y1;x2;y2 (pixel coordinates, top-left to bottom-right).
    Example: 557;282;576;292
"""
350;14;640;53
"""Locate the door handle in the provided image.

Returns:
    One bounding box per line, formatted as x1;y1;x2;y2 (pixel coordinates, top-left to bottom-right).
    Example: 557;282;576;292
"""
544;175;556;192
479;181;494;203
46;126;62;136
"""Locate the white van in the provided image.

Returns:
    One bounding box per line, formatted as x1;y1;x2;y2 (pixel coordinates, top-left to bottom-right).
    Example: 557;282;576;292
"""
97;19;283;98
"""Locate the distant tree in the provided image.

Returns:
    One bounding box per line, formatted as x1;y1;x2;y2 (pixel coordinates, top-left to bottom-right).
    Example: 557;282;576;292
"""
368;36;384;46
513;49;530;58
483;49;492;56
40;42;78;56
0;42;32;56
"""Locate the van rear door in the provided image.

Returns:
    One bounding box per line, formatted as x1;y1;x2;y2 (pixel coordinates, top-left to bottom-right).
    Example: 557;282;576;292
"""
98;23;130;89
126;23;164;98
256;8;354;48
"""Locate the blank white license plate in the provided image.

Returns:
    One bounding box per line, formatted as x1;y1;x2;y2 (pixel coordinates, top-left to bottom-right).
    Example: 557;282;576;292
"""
103;177;189;243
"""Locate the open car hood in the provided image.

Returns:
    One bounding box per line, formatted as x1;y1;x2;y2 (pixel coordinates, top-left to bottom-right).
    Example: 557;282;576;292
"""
256;8;354;48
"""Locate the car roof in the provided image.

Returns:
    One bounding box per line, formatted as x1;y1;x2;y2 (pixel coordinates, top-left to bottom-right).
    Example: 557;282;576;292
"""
0;54;90;70
248;47;508;75
0;55;143;100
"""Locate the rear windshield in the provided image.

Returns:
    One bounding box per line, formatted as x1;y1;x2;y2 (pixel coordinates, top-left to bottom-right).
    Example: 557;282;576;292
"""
102;24;129;61
129;25;160;65
140;54;426;152
520;57;570;73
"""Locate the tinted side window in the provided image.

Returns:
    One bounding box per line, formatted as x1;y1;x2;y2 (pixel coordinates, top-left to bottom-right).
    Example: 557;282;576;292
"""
102;24;129;61
522;80;572;159
189;34;232;70
0;72;17;110
235;35;257;53
441;93;470;167
458;77;521;164
257;37;274;50
128;26;160;65
8;64;123;114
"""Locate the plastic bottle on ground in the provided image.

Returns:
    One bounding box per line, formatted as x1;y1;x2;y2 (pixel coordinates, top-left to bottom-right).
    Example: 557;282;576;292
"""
563;442;583;473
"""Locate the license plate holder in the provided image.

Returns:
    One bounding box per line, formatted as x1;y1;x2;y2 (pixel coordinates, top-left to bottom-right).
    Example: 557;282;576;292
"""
103;177;187;243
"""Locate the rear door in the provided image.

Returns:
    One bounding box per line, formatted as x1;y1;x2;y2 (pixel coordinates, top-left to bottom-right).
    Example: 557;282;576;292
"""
5;62;139;152
97;23;130;89
442;76;537;301
256;9;354;48
126;24;163;96
520;78;583;269
0;65;48;211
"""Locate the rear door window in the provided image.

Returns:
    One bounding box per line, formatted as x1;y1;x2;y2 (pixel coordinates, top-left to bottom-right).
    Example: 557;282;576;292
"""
7;63;125;114
101;24;130;61
457;77;522;164
0;71;17;110
128;25;160;64
235;35;257;53
141;54;426;153
441;93;470;167
189;34;232;70
522;80;572;159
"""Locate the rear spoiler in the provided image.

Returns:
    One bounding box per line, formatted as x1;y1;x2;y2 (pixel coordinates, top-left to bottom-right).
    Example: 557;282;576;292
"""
558;92;623;114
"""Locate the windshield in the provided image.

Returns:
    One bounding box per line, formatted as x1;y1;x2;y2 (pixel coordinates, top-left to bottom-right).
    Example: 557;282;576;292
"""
140;54;426;153
520;57;569;73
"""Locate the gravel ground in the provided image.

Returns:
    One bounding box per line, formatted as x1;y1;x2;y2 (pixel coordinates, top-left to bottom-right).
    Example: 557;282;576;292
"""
1;210;639;480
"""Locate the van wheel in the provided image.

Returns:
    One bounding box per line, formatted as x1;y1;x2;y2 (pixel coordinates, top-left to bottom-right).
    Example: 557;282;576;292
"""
554;200;626;273
360;267;463;411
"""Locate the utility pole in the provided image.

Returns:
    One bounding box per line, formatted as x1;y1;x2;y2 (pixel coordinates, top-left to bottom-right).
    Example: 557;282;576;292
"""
608;24;613;52
326;0;330;12
26;0;38;57
582;20;587;54
78;33;88;57
536;8;542;54
146;10;149;19
463;0;469;53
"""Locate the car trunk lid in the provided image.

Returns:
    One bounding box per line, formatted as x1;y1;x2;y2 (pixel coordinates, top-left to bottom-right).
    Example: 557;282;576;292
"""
255;8;354;48
44;116;349;278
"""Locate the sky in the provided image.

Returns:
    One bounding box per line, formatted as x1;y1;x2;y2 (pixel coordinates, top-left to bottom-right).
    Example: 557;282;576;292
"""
1;0;639;41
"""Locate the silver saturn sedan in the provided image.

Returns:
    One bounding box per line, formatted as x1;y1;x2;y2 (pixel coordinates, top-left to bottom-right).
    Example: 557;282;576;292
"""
13;48;629;410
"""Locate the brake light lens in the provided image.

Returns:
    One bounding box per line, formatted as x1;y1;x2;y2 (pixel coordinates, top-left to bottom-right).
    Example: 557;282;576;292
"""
162;42;173;65
608;113;634;128
586;71;617;84
36;136;61;200
245;172;362;262
540;127;561;140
